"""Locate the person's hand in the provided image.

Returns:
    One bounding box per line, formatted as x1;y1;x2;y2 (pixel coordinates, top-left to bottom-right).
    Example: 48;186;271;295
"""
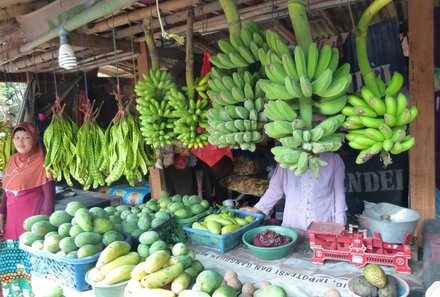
239;206;261;214
0;216;4;235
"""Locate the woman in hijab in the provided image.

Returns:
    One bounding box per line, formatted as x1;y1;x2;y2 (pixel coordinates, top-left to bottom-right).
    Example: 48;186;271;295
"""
0;122;55;297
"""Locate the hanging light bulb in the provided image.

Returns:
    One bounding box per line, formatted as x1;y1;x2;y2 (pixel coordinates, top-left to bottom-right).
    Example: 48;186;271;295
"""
58;28;77;69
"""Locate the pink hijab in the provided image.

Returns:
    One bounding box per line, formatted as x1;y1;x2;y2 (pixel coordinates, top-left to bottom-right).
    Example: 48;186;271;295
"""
2;122;53;191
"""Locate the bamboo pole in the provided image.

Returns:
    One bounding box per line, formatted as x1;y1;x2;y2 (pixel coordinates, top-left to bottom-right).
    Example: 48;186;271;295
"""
219;0;241;37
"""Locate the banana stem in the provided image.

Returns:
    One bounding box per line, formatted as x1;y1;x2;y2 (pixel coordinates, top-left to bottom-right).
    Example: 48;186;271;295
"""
356;0;392;96
219;0;241;37
143;18;159;71
287;0;313;50
186;8;195;101
299;97;313;129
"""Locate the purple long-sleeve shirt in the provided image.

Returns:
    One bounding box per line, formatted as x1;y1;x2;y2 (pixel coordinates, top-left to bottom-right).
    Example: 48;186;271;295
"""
255;152;347;230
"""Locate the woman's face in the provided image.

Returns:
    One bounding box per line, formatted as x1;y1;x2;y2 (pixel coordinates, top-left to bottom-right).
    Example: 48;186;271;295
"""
13;130;33;155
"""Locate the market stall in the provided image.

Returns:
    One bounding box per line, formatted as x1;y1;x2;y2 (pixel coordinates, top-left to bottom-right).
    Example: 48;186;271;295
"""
0;0;438;297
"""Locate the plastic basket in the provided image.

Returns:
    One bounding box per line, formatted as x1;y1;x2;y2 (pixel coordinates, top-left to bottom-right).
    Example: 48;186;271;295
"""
19;236;131;292
183;209;264;253
171;207;214;242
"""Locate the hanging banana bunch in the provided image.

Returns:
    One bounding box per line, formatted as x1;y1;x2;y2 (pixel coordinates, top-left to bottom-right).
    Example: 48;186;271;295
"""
207;69;267;151
170;75;210;148
342;0;418;166
258;26;351;177
104;97;155;186
0;121;14;172
169;9;210;149
73;100;106;190
43;100;78;186
207;21;268;152
135;68;177;149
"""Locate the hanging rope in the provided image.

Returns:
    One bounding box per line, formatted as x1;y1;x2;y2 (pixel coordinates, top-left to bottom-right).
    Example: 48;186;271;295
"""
111;12;120;87
155;0;184;45
80;29;89;102
129;21;137;85
50;48;59;97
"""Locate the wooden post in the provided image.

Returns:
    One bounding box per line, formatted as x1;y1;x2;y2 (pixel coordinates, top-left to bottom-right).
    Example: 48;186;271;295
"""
136;41;165;199
408;0;435;241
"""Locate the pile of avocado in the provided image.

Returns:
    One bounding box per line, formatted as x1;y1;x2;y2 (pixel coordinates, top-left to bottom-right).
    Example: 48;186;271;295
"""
349;264;398;297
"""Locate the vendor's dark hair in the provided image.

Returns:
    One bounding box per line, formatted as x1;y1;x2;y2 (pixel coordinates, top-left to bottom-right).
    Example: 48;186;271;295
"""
13;127;28;134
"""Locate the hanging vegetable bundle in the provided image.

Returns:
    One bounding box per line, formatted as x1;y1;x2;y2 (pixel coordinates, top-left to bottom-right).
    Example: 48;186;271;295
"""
0;121;14;171
43;97;78;186
74;100;106;190
104;92;154;186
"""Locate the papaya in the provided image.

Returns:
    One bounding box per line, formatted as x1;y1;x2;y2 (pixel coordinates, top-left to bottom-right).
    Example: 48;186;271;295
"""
74;232;102;248
98;252;141;275
131;262;147;281
139;230;159;245
40;283;64;297
151;218;167;229
212;285;237;297
31;221;57;237
188;195;201;205
136;288;176;297
43;234;63;253
59;237;77;253
172;243;188;256
69;225;84;238
143;250;170;273
92;218;112;234
195;270;224;294
104;206;117;215
103;264;135;285
77;244;101;258
141;263;184;288
19;231;43;246
102;230;124;246
23;215;49;231
137;244;150;258
74;208;93;232
207;221;222;234
89;207;108;219
66;251;78;258
65;201;86;217
221;224;241;235
149;240;168;254
254;285;287;297
96;240;131;268
137;216;151;231
171;272;191;294
49;210;72;227
190;204;205;215
31;239;44;250
58;223;73;237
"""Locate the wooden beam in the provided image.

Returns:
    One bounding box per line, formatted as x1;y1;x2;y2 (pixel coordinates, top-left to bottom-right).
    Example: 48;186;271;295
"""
274;22;296;45
194;38;217;54
0;1;50;20
86;0;203;34
408;0;435;242
319;10;344;35
69;32;139;53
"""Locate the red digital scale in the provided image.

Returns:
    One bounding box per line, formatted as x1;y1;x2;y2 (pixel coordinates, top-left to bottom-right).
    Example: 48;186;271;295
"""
306;221;413;274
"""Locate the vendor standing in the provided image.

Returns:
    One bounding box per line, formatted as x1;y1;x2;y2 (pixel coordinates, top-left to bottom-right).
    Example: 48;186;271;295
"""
0;122;55;297
241;152;347;230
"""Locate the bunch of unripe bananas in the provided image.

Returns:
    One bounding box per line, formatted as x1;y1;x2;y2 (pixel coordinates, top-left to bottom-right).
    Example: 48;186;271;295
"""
43;115;78;186
104;113;154;186
342;72;418;165
258;31;351;115
169;74;210;148
206;69;267;152
0;122;14;171
266;104;345;177
135;68;177;148
210;22;267;70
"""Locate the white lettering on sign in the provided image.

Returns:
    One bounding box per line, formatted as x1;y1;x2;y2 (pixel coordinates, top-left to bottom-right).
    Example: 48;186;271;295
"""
346;169;404;193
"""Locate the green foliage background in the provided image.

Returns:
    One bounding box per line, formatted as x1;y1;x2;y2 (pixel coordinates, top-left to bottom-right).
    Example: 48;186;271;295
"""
0;82;26;122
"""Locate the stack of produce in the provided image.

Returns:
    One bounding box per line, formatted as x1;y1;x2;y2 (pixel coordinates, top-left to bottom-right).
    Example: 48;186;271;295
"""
88;240;141;285
158;192;212;220
104;100;154;186
0;121;13;171
349;264;398;297
19;201;126;258
207;21;268;152
126;242;204;296
341;0;418;166
178;270;289;297
114;204;173;238
135;68;178;148
43;99;78;186
169;75;210;148
73;100;106;190
136;230;171;259
258;27;351;177
190;207;255;235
